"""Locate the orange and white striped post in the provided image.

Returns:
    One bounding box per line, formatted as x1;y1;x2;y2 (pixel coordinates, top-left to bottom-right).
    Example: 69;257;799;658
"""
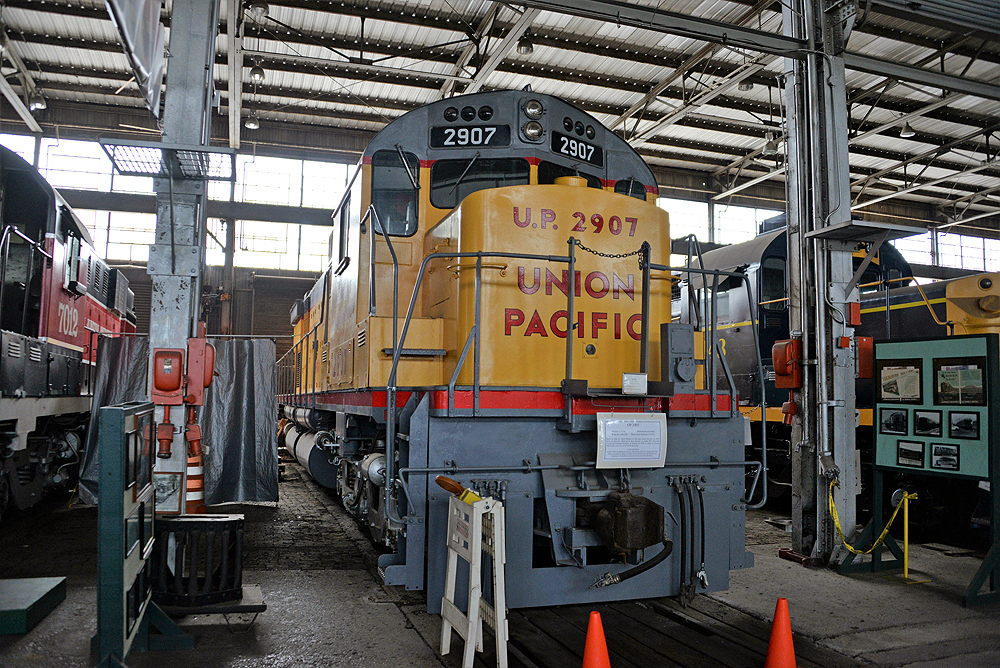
185;453;206;514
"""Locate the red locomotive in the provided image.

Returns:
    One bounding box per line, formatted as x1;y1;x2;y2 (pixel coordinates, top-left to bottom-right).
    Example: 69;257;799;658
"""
0;144;135;521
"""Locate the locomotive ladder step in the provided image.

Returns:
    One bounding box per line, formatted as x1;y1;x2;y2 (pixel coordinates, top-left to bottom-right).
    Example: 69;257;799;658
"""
381;348;447;357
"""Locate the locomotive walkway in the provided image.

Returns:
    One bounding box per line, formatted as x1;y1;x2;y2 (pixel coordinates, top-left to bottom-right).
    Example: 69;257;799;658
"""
0;459;997;667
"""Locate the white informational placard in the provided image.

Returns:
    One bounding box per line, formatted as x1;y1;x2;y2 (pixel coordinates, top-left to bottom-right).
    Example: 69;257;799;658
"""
596;412;668;469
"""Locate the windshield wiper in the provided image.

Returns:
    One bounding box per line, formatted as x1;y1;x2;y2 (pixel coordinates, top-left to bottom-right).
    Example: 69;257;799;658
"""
450;151;481;194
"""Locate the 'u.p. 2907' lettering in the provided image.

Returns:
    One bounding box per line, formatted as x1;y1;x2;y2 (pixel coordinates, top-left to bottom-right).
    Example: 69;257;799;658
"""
513;207;638;236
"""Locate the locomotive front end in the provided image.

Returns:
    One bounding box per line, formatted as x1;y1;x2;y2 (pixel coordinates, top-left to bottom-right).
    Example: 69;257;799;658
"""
425;177;671;388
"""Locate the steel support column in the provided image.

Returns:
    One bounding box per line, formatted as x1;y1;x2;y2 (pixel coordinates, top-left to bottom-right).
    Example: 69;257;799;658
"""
784;0;857;560
148;0;218;486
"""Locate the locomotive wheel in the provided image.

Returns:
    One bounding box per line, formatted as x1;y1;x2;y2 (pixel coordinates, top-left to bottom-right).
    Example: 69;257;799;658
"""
364;480;388;545
341;464;365;514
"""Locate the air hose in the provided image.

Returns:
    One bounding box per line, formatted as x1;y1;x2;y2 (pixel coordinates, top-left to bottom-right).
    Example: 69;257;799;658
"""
695;484;708;589
590;539;674;588
676;484;688;593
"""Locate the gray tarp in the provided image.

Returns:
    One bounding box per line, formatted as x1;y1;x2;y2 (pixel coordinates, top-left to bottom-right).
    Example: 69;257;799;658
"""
79;335;150;504
79;335;278;505
201;339;278;504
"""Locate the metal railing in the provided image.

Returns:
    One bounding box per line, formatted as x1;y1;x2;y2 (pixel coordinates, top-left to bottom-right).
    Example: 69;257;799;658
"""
277;224;768;520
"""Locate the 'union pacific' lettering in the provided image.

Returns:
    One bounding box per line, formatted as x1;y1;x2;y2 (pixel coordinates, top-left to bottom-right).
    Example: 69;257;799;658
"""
517;267;634;300
505;308;642;340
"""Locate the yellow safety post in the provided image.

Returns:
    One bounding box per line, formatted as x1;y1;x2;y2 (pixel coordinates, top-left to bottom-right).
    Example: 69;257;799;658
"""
902;491;918;580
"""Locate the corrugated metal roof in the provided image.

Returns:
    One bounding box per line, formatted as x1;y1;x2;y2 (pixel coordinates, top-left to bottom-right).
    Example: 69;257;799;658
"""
2;0;997;224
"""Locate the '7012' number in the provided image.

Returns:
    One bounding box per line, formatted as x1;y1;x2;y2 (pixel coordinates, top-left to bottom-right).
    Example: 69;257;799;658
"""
571;213;638;236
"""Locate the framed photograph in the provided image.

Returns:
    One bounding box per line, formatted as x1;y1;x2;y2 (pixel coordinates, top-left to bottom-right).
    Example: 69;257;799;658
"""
879;408;908;435
897;440;925;468
142;502;155;558
133;410;154;502
876;358;923;404
930;443;960;471
934;357;986;406
913;410;942;437
125;507;141;558
949;411;980;440
125;432;137;493
153;471;184;515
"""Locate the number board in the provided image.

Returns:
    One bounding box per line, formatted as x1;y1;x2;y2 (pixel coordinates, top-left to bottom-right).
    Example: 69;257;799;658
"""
430;125;511;149
550;131;604;167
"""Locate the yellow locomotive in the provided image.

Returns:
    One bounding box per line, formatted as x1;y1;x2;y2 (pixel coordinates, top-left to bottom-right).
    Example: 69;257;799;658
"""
279;90;757;610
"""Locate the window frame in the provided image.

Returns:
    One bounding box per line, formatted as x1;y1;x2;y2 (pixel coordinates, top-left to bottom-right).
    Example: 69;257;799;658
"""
370;149;420;238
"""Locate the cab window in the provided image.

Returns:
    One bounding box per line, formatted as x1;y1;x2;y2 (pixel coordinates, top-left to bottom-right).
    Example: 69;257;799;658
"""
430;158;530;210
371;150;419;237
537;161;602;189
614;179;647;201
759;257;786;311
859;265;881;294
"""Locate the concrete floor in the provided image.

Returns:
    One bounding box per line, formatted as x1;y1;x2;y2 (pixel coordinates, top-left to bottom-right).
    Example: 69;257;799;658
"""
1;465;998;668
719;512;1000;668
0;465;445;668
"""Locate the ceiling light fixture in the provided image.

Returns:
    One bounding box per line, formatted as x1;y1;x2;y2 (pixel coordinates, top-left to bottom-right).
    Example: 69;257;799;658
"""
762;131;779;157
516;33;534;56
738;81;754;92
244;111;260;130
249;64;265;84
900;122;915;138
28;92;46;112
247;0;269;20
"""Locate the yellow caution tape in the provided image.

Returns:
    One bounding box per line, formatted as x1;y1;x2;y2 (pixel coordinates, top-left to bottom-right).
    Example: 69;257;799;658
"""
828;478;909;555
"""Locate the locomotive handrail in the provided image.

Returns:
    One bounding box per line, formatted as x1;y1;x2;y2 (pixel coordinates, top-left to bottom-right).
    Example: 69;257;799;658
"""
384;248;573;527
445;262;508;276
649;258;768;509
911;280;959;333
857;275;913;290
276;230;770;520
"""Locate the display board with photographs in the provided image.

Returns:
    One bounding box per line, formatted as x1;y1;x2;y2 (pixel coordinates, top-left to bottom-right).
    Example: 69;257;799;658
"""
876;358;923;404
934;357;986;406
873;336;995;481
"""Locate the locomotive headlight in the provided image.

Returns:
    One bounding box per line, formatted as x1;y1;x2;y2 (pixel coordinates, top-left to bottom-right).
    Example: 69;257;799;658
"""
980;277;993;290
524;99;544;119
523;121;544;140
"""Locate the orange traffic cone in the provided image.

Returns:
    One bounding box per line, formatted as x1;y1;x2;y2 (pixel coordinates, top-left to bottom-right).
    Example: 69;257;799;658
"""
582;611;611;668
764;597;797;668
